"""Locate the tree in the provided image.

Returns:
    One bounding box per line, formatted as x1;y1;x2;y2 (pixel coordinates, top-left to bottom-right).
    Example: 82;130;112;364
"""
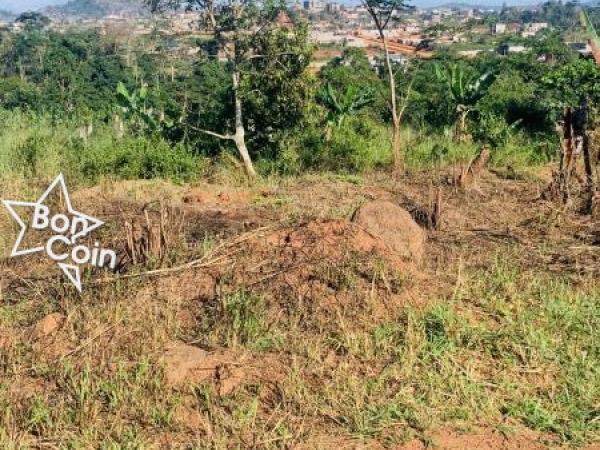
147;0;308;179
542;59;600;111
15;12;50;30
532;30;577;65
435;64;493;142
240;22;314;157
362;0;412;171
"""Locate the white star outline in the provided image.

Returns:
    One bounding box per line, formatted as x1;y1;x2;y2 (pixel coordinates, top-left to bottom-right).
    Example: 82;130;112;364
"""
2;174;105;292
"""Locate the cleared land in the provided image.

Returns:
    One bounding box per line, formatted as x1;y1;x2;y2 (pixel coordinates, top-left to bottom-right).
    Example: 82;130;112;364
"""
1;167;599;449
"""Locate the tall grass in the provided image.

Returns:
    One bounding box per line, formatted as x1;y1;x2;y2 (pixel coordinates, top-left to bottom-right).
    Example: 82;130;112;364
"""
0;109;555;189
0;110;203;190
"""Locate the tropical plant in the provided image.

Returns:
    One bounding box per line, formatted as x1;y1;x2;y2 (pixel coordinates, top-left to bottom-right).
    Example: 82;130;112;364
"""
116;82;172;134
435;64;494;142
318;83;374;128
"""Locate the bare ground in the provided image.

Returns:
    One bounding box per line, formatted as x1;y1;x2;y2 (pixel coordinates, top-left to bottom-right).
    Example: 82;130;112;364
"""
0;168;599;449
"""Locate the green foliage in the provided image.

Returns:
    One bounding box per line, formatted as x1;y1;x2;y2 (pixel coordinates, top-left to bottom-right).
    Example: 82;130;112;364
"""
0;10;593;180
0;77;40;110
0;110;200;184
76;135;198;183
222;291;265;347
0;29;136;117
241;22;315;157
532;30;578;65
435;62;494;140
116;82;173;134
179;59;232;154
321;48;386;111
434;63;494;111
270;115;392;174
318;83;374;127
542;59;600;112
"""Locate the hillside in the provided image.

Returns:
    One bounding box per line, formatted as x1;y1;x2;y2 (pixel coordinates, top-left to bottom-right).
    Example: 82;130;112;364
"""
0;9;15;21
46;0;146;18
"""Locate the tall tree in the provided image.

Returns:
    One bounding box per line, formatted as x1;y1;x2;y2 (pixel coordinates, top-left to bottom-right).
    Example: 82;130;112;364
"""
362;0;412;171
147;0;303;179
15;12;50;30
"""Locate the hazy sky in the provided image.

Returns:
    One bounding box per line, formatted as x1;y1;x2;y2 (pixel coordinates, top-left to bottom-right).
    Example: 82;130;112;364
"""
1;0;68;12
0;0;531;13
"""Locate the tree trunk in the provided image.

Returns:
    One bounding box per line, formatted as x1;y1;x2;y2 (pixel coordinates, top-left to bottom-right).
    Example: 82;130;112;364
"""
232;69;256;179
455;108;467;143
379;30;402;171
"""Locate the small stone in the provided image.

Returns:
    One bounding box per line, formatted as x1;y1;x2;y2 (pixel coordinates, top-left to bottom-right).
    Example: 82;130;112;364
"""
30;313;66;340
162;343;209;387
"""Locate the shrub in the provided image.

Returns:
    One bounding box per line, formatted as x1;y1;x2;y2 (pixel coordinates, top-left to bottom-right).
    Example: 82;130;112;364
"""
0;110;204;185
76;135;201;183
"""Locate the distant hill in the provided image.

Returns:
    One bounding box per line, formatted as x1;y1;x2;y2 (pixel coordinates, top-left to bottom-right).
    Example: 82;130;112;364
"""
422;3;513;10
429;0;600;9
0;9;15;21
46;0;147;18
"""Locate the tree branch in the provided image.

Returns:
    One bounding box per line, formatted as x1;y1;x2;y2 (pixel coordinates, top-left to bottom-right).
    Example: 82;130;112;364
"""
188;125;233;140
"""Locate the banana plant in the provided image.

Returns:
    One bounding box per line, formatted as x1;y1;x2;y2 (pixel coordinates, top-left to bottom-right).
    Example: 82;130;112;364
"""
116;81;172;134
318;83;374;129
435;64;494;142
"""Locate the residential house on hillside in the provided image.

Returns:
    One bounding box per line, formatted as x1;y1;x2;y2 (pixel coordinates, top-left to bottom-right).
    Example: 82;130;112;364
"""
497;43;527;55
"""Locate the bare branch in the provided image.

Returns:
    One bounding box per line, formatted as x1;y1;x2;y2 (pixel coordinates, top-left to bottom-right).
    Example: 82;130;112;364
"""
188;125;233;140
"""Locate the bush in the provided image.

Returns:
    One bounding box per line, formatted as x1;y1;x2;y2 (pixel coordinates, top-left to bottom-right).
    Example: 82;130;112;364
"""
267;115;392;174
76;135;201;183
0;110;203;185
403;128;478;169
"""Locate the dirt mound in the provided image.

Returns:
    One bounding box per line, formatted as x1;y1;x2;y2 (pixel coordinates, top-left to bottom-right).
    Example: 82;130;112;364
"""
352;200;426;263
161;343;248;395
265;219;390;256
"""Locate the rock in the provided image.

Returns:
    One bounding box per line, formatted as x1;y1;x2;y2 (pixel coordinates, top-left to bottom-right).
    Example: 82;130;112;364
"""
183;190;216;205
352;200;426;263
217;366;245;396
162;343;209;387
162;344;248;394
30;313;66;340
174;405;211;434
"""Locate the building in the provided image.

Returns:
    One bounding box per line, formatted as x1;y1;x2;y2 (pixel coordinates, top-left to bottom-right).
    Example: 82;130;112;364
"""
491;23;507;35
522;22;549;37
304;0;324;12
497;43;527;55
326;2;341;13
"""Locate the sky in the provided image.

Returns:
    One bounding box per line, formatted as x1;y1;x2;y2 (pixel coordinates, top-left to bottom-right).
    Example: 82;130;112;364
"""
0;0;68;12
0;0;534;13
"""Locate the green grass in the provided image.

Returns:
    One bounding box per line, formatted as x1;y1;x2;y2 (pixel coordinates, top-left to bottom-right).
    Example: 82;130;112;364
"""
0;110;204;188
272;258;600;445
